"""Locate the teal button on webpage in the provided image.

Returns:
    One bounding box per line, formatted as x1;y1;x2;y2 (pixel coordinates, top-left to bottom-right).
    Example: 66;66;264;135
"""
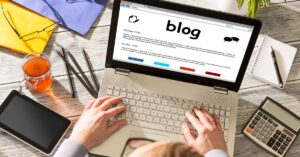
154;62;170;67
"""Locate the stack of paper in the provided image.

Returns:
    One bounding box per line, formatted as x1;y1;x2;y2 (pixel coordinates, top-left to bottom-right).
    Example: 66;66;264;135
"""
0;0;56;55
13;0;108;36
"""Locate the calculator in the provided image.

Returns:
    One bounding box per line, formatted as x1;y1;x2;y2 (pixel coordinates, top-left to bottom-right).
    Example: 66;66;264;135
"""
243;97;300;157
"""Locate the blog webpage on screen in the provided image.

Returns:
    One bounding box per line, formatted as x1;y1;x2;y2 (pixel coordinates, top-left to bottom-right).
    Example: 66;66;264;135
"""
113;2;254;83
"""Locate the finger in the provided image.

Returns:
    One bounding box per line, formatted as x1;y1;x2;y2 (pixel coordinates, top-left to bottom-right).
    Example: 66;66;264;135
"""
98;97;123;111
84;99;96;111
213;114;222;131
194;108;213;129
105;119;127;136
201;108;215;122
202;108;218;129
92;96;113;109
185;112;203;132
182;124;196;146
105;106;127;118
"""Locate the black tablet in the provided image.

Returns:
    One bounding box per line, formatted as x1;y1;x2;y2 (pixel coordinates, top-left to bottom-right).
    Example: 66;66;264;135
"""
0;90;71;155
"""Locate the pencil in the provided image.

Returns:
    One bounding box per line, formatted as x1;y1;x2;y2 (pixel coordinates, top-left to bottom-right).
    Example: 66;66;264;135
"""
55;50;97;98
82;49;100;92
62;48;76;98
64;48;98;97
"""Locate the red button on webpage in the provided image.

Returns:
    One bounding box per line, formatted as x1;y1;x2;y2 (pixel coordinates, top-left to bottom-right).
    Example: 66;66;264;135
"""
205;71;221;77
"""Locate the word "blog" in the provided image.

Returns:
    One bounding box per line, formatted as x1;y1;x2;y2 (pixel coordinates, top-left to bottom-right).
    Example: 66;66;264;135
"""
166;20;201;40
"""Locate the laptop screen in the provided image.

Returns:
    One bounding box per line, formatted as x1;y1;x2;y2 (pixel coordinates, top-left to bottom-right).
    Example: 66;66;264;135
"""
113;1;255;83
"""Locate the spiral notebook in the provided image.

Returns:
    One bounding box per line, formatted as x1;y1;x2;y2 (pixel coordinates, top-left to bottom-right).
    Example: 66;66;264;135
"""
248;35;297;88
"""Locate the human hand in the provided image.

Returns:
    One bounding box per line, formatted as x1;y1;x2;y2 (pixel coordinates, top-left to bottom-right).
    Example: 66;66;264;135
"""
182;107;227;155
70;96;127;150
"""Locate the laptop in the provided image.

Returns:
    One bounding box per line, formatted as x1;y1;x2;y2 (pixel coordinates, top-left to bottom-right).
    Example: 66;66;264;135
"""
90;0;261;156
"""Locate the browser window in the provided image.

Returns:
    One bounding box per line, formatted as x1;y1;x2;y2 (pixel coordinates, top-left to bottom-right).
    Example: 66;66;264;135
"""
113;1;254;83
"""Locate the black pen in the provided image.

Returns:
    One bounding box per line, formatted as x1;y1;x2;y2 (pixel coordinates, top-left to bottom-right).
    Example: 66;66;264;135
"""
82;49;100;92
62;48;76;98
55;50;97;98
64;48;98;97
271;47;283;88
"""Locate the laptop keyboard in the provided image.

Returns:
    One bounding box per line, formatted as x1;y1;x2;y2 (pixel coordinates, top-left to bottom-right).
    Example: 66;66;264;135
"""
106;85;230;142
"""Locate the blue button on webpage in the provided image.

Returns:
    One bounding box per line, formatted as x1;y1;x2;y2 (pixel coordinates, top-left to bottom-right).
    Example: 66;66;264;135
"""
128;57;144;62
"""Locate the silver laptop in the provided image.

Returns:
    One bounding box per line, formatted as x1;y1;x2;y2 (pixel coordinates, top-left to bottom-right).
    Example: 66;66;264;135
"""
90;0;261;156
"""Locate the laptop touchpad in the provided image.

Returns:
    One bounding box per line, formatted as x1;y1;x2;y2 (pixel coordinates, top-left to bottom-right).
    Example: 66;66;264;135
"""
129;130;170;140
121;130;170;157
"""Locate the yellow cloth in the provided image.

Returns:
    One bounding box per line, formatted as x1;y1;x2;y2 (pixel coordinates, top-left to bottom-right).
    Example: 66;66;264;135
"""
0;0;56;55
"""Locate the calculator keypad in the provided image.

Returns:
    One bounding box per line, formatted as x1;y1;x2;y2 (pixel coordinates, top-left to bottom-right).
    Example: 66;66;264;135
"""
245;111;295;156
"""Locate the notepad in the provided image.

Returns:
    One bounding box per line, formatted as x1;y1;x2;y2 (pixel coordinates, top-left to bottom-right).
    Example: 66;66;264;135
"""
0;0;56;55
248;35;297;88
13;0;108;36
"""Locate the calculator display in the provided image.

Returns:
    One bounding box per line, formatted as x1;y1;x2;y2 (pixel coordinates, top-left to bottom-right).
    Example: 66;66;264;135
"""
263;100;300;131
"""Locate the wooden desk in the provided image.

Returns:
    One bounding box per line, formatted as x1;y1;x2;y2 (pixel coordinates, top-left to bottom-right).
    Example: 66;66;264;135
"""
0;0;299;156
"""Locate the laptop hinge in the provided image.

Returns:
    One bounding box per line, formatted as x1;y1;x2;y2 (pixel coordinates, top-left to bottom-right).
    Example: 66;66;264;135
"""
214;86;228;95
115;68;130;76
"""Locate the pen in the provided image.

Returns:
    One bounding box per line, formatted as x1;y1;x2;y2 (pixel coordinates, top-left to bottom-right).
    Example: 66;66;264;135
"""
271;47;283;88
82;49;100;92
64;48;98;97
62;48;76;98
55;50;97;98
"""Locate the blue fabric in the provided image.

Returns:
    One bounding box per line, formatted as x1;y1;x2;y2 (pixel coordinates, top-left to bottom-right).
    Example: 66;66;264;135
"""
13;0;108;35
54;139;88;157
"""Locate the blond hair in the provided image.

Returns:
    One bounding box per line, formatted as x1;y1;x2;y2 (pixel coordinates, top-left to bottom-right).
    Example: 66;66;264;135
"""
143;142;202;157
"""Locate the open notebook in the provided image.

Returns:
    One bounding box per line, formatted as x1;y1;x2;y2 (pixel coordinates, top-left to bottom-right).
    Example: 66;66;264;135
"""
248;35;297;88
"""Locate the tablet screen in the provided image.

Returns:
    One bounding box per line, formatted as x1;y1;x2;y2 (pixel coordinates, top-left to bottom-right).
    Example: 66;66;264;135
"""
0;91;71;154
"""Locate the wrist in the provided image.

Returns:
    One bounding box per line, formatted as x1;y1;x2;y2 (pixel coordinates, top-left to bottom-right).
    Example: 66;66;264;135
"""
70;135;91;150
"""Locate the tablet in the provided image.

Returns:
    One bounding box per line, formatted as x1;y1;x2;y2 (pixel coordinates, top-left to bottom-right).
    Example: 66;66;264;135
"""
0;90;71;155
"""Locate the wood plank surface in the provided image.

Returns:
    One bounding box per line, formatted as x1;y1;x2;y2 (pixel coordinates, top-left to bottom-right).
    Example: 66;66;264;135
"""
0;26;110;85
0;72;101;117
0;0;300;156
257;1;300;42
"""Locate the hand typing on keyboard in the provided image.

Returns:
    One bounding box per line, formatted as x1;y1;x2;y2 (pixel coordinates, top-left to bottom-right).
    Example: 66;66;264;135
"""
70;96;128;149
183;108;228;155
107;85;231;142
58;95;230;157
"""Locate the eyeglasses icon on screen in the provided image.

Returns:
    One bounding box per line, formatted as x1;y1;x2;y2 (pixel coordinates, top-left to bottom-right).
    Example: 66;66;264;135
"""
1;2;58;41
120;138;155;157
